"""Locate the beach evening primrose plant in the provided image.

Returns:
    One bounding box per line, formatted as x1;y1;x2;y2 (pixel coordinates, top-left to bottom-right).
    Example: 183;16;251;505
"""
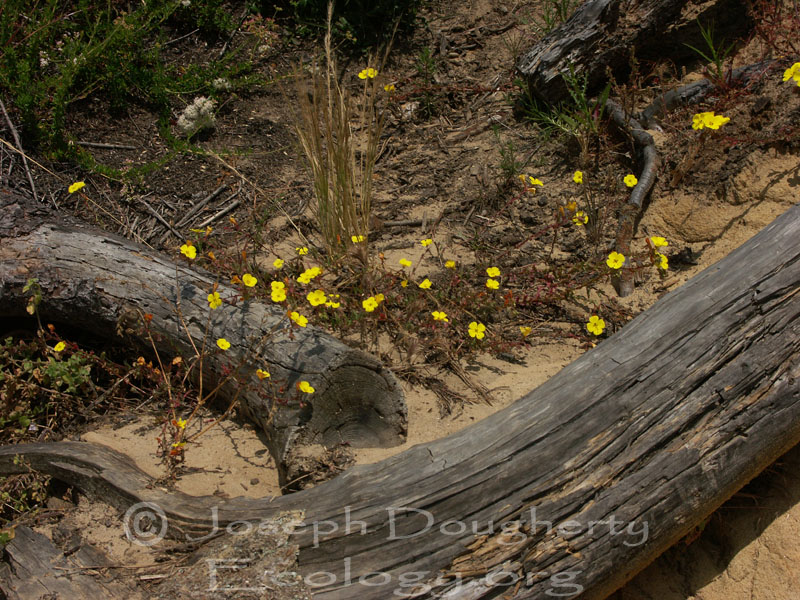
242;273;258;287
296;246;309;255
290;311;309;327
307;289;327;306
486;278;500;289
606;251;625;269
54;341;66;352
399;258;412;267
784;62;800;86
180;242;197;259
420;238;433;247
362;297;379;312
692;111;730;130
419;278;432;289
298;381;315;394
624;174;638;188
273;258;284;269
208;291;222;309
573;171;583;184
586;315;605;336
486;267;501;278
468;321;486;339
271;281;287;302
216;338;231;350
358;67;378;79
256;369;270;380
431;311;449;322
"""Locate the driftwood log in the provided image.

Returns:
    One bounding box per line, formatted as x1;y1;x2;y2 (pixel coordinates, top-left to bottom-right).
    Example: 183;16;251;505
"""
1;196;799;598
517;0;753;105
0;188;407;485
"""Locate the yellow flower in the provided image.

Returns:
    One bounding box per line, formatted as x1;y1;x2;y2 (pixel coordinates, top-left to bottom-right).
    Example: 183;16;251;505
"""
242;273;257;287
374;293;385;304
362;297;379;312
307;289;327;307
384;83;396;92
420;238;433;247
325;294;341;309
486;278;499;289
527;176;543;187
783;62;800;85
573;171;583;184
573;210;588;226
273;258;284;269
693;111;730;130
657;253;669;270
271;288;286;302
401;279;408;288
468;321;486;340
190;226;213;235
175;418;187;429
358;67;378;79
256;369;270;380
297;271;312;284
208;291;222;309
445;260;456;269
519;326;532;337
54;341;66;352
296;246;309;255
290;311;308;327
68;181;86;193
351;235;366;243
431;311;448;322
486;267;501;278
418;278;432;289
624;174;638;188
298;381;315;394
180;242;197;259
399;258;412;267
171;441;186;449
586;315;605;336
650;236;668;248
216;338;231;350
606;251;625;269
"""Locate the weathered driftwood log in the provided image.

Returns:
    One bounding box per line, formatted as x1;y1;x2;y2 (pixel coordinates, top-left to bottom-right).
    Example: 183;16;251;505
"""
517;0;753;105
2;200;799;598
0;188;406;484
0;526;146;599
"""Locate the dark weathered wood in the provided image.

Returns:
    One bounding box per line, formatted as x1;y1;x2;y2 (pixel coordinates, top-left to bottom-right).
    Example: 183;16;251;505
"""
0;526;145;599
0;188;407;483
517;0;753;105
2;201;798;598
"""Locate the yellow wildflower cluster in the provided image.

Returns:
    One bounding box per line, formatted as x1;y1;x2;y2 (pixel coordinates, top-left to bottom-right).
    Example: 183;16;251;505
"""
358;67;378;79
